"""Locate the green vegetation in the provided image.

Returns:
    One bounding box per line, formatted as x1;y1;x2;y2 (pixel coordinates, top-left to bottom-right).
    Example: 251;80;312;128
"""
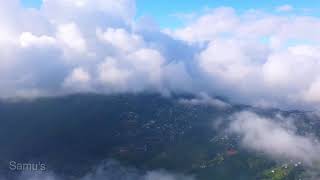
262;165;294;180
0;94;314;179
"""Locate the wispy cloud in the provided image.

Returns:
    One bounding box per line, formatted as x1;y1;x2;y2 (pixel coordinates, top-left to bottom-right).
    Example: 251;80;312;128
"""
3;160;195;180
276;5;294;12
228;111;320;167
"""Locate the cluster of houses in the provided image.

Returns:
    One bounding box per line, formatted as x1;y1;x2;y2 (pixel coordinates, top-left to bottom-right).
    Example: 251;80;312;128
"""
113;109;193;156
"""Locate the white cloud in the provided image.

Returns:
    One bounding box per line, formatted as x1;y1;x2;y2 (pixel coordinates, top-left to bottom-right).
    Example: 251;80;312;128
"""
56;23;87;54
304;78;320;103
179;92;230;109
167;8;320;109
98;57;132;92
276;5;294;12
127;48;165;78
170;9;320;44
20;32;56;48
8;160;195;180
198;39;261;83
97;48;166;93
229;111;320;167
169;7;238;43
41;0;136;25
63;67;92;91
80;160;195;180
144;171;195;180
262;48;319;90
1;1;320;110
162;62;195;94
97;28;145;53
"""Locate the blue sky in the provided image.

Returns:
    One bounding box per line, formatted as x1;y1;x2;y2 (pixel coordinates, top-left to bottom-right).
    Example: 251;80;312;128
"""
21;0;319;28
21;0;41;8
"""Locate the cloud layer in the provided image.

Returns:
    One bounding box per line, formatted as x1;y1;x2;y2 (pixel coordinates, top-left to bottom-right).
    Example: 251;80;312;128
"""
228;111;320;167
1;1;320;110
5;160;195;180
169;7;320;110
